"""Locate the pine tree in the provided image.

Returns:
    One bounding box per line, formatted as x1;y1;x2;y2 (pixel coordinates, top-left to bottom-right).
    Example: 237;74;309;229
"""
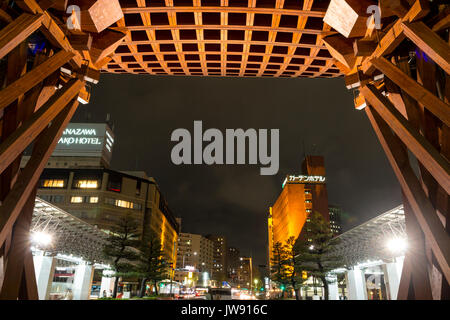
134;232;170;297
284;236;307;300
270;242;289;298
103;213;140;298
295;211;343;300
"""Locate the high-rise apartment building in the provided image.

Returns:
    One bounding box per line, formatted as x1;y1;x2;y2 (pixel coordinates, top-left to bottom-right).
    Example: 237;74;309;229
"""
205;235;227;282
329;205;343;236
175;233;214;285
227;247;240;284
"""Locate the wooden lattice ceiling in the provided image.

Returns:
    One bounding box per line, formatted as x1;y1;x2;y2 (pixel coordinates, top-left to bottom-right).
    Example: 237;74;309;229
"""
104;0;343;78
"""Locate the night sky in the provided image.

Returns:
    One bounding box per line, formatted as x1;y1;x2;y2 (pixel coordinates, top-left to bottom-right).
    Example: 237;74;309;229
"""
72;74;402;267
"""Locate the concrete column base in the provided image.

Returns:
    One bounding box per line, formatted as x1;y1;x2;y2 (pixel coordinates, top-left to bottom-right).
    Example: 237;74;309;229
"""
72;263;94;300
33;253;56;300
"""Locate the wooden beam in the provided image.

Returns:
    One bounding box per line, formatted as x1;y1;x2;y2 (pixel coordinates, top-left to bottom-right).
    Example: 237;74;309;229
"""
361;20;405;74
397;254;413;299
20;251;38;300
365;106;450;285
371;57;450;127
40;13;83;68
322;35;356;70
0;189;36;300
0;79;84;175
323;0;372;38
353;40;377;57
37;0;67;12
432;13;450;32
78;0;123;33
0;13;44;60
379;0;409;18
15;0;83;68
345;70;370;89
89;28;128;65
0;98;80;248
360;0;430;75
361;84;450;194
402;193;433;300
15;0;44;14
0;50;74;111
68;33;93;51
0;8;13;23
402;21;450;74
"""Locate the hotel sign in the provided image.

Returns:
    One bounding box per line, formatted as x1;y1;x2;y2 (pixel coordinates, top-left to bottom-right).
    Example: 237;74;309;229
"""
282;175;326;188
53;123;115;164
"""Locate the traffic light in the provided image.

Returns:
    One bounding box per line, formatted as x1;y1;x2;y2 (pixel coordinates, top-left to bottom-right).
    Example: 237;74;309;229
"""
302;271;308;279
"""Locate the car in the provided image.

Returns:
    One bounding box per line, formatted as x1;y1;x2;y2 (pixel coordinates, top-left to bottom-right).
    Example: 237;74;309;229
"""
209;288;232;300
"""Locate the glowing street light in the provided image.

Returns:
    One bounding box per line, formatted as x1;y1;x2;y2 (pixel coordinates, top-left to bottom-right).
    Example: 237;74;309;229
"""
31;231;52;246
387;237;407;253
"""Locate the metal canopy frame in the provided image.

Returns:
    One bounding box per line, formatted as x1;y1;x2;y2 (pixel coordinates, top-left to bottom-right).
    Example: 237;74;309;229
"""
333;206;406;267
32;198;108;265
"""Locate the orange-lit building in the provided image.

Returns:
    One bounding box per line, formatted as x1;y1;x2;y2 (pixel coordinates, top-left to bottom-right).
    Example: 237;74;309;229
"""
268;156;329;267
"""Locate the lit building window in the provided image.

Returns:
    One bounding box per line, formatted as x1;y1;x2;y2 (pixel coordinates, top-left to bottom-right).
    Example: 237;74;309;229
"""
115;199;133;209
71;196;84;203
42;179;65;188
75;180;99;189
89;197;99;203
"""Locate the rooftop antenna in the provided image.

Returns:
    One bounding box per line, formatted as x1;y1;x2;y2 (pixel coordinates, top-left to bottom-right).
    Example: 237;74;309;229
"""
301;140;306;173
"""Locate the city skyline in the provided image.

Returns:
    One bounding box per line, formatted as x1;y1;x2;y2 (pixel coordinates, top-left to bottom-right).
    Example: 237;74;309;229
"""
71;74;402;267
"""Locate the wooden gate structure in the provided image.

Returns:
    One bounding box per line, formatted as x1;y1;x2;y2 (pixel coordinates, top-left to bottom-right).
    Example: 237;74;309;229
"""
0;0;448;300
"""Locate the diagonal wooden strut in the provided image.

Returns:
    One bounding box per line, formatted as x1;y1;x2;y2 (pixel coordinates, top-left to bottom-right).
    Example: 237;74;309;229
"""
361;85;450;195
370;57;450;127
365;106;450;285
0;13;43;60
0;50;74;111
402;21;450;74
0;79;84;174
0;91;82;248
0;189;37;300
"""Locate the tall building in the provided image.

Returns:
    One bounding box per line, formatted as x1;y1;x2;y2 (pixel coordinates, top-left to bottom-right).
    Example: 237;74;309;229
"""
21;122;116;169
22;123;179;261
238;256;252;289
227;247;240;285
329;205;343;236
175;233;214;285
268;155;329;268
205;235;227;283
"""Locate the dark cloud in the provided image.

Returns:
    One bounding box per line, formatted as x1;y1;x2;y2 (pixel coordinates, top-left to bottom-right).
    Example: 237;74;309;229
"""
72;74;402;266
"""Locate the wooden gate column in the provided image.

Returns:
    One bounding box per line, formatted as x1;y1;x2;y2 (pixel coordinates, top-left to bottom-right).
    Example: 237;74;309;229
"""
323;0;450;299
0;0;126;299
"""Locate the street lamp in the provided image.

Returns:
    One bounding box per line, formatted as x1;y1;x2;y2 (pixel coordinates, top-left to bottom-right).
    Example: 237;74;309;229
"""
31;231;52;246
387;237;407;253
